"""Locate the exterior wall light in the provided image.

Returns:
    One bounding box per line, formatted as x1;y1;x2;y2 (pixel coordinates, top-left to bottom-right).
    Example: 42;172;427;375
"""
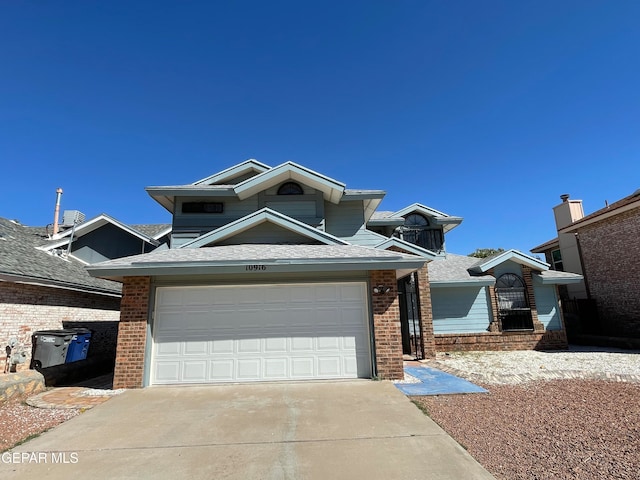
372;285;392;295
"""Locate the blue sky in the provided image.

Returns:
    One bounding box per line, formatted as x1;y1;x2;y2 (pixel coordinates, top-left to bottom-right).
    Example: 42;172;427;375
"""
1;1;638;255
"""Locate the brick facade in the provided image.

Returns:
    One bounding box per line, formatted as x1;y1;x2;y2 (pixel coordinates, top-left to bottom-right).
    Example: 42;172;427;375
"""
113;277;151;389
577;208;640;338
0;282;120;371
415;265;436;357
370;270;403;380
435;330;568;351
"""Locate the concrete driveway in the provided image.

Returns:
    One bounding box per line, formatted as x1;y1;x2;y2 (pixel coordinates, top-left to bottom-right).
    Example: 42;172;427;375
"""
1;381;493;479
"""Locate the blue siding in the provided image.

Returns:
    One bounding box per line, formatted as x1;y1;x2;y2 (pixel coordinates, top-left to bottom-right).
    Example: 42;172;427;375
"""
432;286;491;334
534;284;562;330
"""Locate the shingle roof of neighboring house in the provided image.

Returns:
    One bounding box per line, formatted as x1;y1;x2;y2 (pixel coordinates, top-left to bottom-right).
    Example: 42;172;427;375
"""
530;236;560;253
559;188;640;232
0;217;121;295
87;244;427;281
128;224;171;238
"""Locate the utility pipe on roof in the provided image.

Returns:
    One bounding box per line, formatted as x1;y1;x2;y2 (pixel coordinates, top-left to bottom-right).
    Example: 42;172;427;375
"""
53;188;63;235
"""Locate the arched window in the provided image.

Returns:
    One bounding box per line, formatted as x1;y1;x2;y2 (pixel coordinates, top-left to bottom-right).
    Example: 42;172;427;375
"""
399;213;444;252
495;273;533;331
277;182;304;195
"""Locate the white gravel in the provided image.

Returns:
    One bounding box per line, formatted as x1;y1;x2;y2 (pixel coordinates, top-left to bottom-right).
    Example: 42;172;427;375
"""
432;345;640;384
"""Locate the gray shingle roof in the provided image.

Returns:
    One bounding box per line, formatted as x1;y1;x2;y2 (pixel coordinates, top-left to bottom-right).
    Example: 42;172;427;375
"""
92;244;421;267
0;218;121;294
427;254;494;284
129;224;171;238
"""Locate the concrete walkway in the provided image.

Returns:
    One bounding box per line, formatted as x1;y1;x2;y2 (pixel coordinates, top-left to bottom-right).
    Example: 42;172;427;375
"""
1;381;494;479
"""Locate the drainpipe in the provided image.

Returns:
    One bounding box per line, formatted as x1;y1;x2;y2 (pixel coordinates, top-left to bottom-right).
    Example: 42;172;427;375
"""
53;188;63;235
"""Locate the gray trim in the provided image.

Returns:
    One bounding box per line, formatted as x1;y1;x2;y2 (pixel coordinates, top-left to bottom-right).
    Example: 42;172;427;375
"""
143;281;157;388
88;259;426;281
0;273;121;297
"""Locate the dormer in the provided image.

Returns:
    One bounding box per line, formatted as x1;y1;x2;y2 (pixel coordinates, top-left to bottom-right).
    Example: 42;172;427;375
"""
368;203;462;254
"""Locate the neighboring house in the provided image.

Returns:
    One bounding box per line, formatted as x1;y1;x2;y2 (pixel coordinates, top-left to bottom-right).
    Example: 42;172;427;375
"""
0;213;170;371
532;190;640;338
87;159;582;389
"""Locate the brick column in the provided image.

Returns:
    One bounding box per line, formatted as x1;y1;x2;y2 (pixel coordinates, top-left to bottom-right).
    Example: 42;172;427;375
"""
415;265;436;357
113;276;151;389
487;269;501;332
370;270;403;380
522;266;544;332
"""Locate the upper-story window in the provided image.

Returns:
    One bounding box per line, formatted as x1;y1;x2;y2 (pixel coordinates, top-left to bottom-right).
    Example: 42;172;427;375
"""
277;182;304;195
551;249;564;271
182;202;224;213
399;213;444;252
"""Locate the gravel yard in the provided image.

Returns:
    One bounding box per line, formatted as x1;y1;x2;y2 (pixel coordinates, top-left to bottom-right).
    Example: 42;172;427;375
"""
0;401;79;452
414;346;640;479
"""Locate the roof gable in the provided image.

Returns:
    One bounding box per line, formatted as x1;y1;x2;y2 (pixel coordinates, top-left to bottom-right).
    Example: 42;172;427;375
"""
192;159;271;186
179;208;349;248
392;203;463;233
43;214;161;250
468;249;549;274
374;237;437;260
234;162;346;204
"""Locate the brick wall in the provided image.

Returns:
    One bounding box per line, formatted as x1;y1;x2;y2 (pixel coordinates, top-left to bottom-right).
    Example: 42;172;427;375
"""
435;330;568;351
415;265;436;357
370;270;403;379
113;277;151;389
0;282;120;371
577;208;640;338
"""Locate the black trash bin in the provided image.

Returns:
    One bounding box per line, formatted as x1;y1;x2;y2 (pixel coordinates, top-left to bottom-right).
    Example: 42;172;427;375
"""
65;328;92;363
31;330;75;369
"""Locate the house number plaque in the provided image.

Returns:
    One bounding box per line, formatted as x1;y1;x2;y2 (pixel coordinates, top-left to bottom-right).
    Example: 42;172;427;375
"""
245;265;267;271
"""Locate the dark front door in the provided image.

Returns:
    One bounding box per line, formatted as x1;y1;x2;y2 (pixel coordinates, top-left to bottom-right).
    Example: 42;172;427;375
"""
398;273;424;359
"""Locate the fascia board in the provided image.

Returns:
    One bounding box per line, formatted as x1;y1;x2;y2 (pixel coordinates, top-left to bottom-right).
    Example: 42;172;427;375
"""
393;203;451;219
48;214;159;247
559;200;640;233
374;238;437;260
430;279;495;288
179;208;349;248
530;238;559;253
0;273;121;296
532;273;584;285
234;162;346;203
87;257;427;281
471;249;550;273
192;159;271;185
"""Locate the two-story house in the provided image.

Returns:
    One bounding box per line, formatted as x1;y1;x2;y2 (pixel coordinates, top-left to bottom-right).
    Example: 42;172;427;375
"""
88;160;582;389
532;190;640;340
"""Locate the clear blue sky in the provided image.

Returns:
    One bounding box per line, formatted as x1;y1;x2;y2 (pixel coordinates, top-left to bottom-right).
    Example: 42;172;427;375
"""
2;1;638;255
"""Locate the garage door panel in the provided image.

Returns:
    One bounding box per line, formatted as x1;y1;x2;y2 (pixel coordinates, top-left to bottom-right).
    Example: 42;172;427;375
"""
290;357;315;378
237;359;261;379
151;283;371;384
318;356;341;376
154;362;180;383
263;358;288;379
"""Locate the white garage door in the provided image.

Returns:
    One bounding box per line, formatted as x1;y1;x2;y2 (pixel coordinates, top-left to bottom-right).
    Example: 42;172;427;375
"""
151;283;372;384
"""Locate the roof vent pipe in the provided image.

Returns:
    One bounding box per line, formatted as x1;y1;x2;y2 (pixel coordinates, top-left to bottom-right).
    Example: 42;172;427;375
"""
53;188;63;235
560;194;570;202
